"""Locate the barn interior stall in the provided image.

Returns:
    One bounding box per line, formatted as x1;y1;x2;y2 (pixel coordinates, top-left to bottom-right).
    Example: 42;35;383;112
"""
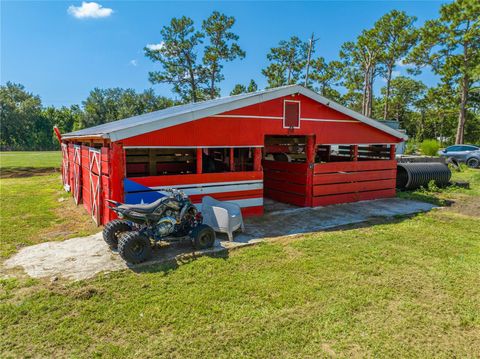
59;85;407;226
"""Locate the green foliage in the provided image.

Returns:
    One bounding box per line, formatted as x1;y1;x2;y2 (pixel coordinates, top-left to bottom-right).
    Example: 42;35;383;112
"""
247;79;258;93
202;11;245;99
230;79;258;95
262;36;309;88
419;139;440;156
146;12;244;102
407;0;480;144
308;58;343;101
145;16;207;103
230;84;246;96
404;140;417;155
0;82;47;150
81;88;174;128
0;82;176;150
374;10;418;120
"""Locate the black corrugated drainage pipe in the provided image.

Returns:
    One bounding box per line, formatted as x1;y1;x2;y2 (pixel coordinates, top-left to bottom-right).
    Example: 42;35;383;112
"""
396;162;451;190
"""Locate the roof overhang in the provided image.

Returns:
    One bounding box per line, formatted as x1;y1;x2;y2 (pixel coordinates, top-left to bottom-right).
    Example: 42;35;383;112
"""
62;85;408;142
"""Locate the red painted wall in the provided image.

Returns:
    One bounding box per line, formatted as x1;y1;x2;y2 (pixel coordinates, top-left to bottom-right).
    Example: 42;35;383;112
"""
120;94;401;147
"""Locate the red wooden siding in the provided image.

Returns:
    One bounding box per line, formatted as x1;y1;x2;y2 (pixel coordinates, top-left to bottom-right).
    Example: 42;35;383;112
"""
263;161;310;207
312;160;397;206
64;144;112;225
121;94;401;147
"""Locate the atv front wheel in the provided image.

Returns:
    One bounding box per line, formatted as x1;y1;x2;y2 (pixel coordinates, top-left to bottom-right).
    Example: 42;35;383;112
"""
191;224;216;250
118;231;152;264
103;219;131;249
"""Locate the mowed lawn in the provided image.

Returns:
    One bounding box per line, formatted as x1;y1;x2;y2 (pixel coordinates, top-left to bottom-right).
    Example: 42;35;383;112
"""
0;151;61;168
1;153;479;357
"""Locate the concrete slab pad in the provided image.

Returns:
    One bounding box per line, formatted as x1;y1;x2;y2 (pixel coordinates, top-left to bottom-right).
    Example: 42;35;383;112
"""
3;198;435;281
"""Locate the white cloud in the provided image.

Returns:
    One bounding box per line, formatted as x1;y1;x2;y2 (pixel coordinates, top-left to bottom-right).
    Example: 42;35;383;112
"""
129;59;138;66
395;57;412;68
146;42;165;51
68;2;113;19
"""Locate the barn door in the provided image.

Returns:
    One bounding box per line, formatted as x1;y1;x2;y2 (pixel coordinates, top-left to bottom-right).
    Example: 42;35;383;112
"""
72;145;82;205
61;143;70;192
89;148;102;225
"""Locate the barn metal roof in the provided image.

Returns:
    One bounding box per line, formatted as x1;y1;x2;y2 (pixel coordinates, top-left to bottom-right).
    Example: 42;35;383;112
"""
62;85;408;142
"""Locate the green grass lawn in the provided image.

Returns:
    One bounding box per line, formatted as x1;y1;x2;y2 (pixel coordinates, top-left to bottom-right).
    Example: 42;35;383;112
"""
0;151;61;169
0;174;98;258
1;158;479;357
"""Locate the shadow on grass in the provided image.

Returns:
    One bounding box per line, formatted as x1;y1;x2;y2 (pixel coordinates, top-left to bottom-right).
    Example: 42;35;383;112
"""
0;167;59;178
128;241;229;274
396;190;454;206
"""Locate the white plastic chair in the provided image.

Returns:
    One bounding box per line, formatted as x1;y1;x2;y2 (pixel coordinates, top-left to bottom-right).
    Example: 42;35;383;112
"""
201;196;244;241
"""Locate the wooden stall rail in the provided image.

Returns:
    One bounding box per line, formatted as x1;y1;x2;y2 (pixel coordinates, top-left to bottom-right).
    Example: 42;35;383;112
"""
124;171;264;217
312;160;397;206
263;160;311;207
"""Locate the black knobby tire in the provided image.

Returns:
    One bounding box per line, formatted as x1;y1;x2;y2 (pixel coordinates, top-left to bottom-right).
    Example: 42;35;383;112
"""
103;220;131;249
118;231;152;264
191;224;216;250
466;157;480;168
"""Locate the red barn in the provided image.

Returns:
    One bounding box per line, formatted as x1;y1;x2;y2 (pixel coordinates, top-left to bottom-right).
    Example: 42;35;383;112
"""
60;85;407;225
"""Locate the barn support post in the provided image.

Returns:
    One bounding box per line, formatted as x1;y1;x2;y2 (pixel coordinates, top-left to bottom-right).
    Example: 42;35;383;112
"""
196;148;203;174
149;149;157;176
390;144;396;160
253;147;262;172
305;135;315;207
352;145;359;161
229;147;235;171
110;142;125;209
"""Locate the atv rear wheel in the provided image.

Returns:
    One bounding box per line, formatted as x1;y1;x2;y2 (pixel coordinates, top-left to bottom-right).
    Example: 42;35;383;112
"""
103;219;131;249
118;231;152;264
191;224;216;250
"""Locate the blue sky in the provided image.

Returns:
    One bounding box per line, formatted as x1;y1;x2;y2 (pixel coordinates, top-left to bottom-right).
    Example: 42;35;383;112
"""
1;1;444;107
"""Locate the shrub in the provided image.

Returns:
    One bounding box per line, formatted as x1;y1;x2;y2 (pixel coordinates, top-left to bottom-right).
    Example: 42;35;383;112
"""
404;141;417;155
420;139;440;156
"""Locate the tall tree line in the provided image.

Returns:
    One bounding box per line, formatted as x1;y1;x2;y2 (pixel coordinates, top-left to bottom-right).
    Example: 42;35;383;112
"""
0;84;174;150
1;2;479;151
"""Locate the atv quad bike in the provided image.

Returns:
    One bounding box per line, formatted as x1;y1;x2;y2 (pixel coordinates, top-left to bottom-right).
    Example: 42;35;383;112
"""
103;189;215;264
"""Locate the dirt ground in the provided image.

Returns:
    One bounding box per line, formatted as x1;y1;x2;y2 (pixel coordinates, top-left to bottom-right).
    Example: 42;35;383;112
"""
3;198;435;281
450;195;480;217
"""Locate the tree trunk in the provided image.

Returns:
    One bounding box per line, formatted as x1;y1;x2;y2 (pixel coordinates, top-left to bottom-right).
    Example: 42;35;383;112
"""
383;65;393;120
364;67;374;118
455;82;467;144
455;41;470;144
362;69;369;116
210;69;216;100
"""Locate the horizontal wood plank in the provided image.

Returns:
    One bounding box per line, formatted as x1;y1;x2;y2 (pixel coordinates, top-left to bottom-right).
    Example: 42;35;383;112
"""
313;179;396;196
131;171;263;187
264;178;307;195
263;169;308;185
262;160;308;173
313;169;396;185
264;188;306;207
314;160;396;174
312;188;396;207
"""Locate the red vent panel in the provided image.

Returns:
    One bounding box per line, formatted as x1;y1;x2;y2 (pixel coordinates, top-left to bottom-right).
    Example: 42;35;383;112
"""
284;101;300;128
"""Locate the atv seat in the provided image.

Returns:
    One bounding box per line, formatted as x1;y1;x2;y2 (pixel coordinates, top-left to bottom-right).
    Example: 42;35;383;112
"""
118;196;168;213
